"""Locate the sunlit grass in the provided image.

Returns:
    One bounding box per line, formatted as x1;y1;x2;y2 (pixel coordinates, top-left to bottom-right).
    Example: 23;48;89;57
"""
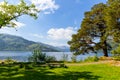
0;63;120;80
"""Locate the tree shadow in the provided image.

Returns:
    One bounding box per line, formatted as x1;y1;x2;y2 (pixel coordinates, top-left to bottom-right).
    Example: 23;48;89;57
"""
60;71;100;80
0;65;101;80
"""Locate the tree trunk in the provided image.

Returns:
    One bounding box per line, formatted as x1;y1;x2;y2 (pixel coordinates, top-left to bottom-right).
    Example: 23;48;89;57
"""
102;40;108;57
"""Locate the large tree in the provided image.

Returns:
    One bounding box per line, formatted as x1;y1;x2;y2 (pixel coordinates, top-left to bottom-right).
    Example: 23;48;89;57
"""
68;3;111;57
105;0;120;42
0;0;39;28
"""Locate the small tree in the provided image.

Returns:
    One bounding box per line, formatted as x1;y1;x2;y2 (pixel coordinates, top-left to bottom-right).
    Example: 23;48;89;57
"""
28;50;56;63
28;50;46;63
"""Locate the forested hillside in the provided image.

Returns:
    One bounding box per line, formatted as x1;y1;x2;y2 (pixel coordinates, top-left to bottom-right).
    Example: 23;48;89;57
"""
0;34;59;51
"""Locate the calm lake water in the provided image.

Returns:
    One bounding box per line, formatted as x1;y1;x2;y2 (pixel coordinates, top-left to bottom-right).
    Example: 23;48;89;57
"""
0;51;112;62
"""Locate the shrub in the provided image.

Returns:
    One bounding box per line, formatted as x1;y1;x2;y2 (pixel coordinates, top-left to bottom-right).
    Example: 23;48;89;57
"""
84;55;99;62
28;50;46;63
78;59;83;63
28;50;56;63
61;54;68;62
46;56;56;62
111;45;120;61
4;57;16;64
99;56;113;60
71;55;77;62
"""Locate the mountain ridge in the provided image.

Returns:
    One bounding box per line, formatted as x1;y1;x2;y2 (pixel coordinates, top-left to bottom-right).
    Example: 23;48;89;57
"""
0;34;62;52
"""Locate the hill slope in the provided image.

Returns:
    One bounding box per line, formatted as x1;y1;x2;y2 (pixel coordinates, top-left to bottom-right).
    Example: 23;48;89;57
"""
0;34;59;52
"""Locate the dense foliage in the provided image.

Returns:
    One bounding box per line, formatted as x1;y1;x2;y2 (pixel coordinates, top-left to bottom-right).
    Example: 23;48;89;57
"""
105;0;120;42
0;0;39;28
68;0;120;57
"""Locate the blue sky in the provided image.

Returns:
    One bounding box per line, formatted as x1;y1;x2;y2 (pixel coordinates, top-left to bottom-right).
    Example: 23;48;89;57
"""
0;0;107;46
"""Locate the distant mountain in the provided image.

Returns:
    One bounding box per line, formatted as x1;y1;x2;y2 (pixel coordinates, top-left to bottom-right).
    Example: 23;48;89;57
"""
56;46;70;52
0;34;60;52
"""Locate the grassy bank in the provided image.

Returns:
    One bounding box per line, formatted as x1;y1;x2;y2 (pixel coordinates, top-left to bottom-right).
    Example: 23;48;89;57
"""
0;61;120;80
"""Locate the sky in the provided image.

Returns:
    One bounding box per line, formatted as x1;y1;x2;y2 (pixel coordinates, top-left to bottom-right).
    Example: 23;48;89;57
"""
0;0;107;47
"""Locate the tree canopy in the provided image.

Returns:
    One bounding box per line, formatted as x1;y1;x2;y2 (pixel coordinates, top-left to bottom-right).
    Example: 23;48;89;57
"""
0;0;39;28
105;0;120;42
68;0;120;57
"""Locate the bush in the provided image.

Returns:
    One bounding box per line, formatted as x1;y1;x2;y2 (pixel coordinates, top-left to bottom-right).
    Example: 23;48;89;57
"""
99;56;113;60
78;59;83;63
111;45;120;61
84;55;99;62
4;57;16;64
28;50;56;63
71;55;77;62
28;50;46;63
61;54;68;62
46;56;56;62
112;56;120;61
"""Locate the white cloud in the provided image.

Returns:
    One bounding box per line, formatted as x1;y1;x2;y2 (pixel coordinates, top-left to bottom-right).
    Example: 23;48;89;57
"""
44;11;51;14
47;27;76;40
45;42;69;47
30;0;59;14
31;34;44;39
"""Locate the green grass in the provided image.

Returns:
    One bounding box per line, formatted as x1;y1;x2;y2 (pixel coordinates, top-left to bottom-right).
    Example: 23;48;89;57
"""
0;63;120;80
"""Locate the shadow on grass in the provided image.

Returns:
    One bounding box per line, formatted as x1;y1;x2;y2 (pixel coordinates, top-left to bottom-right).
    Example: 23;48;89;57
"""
0;65;101;80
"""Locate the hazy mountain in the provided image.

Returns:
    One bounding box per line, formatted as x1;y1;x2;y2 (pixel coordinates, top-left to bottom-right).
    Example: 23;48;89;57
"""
0;34;60;52
56;46;70;52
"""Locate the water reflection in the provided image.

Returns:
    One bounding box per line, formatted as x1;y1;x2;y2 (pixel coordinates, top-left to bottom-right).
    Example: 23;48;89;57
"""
0;51;111;62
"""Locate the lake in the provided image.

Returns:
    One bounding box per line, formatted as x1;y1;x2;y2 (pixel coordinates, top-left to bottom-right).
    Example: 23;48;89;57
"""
0;51;112;62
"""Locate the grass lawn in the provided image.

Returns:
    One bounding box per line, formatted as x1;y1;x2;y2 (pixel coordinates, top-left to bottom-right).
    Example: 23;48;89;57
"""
0;62;120;80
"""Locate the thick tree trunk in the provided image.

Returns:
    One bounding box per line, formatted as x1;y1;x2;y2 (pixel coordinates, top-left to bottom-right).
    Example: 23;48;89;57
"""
103;48;108;57
102;40;108;57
